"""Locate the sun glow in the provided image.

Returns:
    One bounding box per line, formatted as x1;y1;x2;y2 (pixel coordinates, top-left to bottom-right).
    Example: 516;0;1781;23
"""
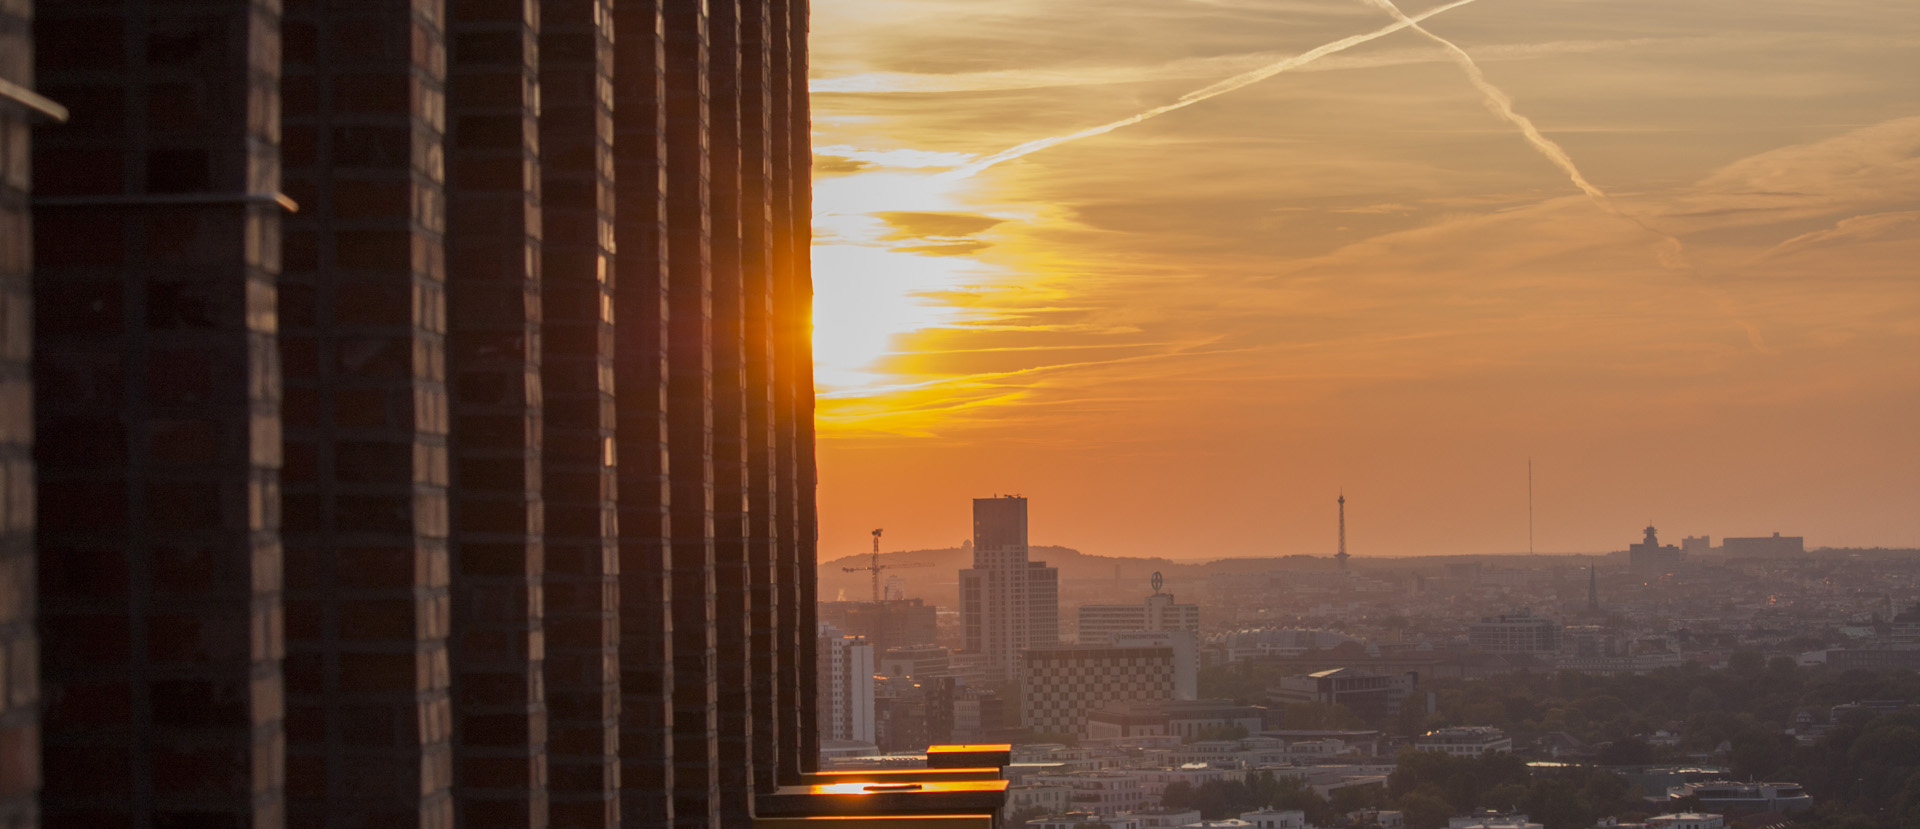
810;161;1019;428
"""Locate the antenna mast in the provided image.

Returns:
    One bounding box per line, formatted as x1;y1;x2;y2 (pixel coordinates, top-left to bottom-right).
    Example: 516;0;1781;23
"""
1335;493;1349;568
1528;457;1534;555
869;528;883;603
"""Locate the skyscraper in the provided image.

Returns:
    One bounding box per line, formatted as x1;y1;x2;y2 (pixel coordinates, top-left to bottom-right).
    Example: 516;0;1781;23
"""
959;496;1060;680
10;0;819;825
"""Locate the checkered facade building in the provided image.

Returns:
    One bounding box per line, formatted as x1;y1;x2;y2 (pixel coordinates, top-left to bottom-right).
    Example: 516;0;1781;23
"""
1021;645;1177;738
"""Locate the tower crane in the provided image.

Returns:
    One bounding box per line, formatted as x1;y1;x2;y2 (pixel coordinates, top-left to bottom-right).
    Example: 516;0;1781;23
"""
842;528;932;604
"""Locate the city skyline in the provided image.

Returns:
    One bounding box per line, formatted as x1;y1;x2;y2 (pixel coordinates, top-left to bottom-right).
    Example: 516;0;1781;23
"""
807;0;1920;560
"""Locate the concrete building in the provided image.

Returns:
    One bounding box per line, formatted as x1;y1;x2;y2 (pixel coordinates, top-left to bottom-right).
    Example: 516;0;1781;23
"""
1646;815;1726;829
818;624;877;744
1240;810;1309;829
1630;525;1686;578
1448;814;1541;829
1415;726;1514;756
1114;630;1200;700
9;0;821;825
1723;533;1806;559
819;598;941;654
1079;578;1202;645
1468;610;1562;654
1005;783;1074;821
881;644;953;679
1028;814;1142;829
1032;771;1150;815
1128;808;1204;828
1269;668;1418;723
1023;644;1177;738
1086;700;1273;742
962;496;1062;680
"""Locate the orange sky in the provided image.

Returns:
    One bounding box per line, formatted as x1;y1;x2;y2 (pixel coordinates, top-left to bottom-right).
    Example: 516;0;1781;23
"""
806;0;1920;560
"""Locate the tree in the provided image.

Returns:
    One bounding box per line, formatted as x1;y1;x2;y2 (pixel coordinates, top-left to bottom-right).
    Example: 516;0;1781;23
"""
1728;650;1766;676
1331;782;1385;814
1523;777;1593;829
1397;790;1452;829
1596;736;1654;766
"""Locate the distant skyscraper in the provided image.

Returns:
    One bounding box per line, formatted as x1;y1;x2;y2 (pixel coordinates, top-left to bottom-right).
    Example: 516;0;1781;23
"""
960;496;1061;680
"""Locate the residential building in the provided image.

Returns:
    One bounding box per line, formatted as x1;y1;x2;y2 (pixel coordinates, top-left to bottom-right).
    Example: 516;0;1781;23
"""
819;598;942;654
1032;771;1151;815
1469;610;1562;654
1129;808;1205;828
1416;727;1513;756
961;496;1063;680
1667;782;1812;812
1005;783;1073;821
1647;815;1726;829
1448;813;1542;829
1080;582;1203;644
881;644;953;679
1241;809;1310;829
818;624;877;744
1350;810;1405;828
1086;700;1274;742
1723;533;1806;559
1269;668;1419;723
1023;644;1178;737
1028;814;1142;829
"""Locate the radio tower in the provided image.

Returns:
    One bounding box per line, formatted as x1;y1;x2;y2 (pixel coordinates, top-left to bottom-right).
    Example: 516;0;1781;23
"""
1334;493;1350;569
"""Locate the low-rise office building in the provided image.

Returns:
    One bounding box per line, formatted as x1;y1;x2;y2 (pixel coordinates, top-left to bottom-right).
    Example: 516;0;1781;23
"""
1415;726;1513;757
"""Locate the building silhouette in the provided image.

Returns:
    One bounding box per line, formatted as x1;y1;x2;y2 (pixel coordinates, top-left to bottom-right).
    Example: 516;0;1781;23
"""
4;0;818;825
959;496;1059;680
1724;532;1806;559
1629;524;1684;579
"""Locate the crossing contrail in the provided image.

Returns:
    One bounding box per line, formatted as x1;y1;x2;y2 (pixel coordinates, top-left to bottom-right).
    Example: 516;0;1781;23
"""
1359;0;1689;266
938;0;1490;181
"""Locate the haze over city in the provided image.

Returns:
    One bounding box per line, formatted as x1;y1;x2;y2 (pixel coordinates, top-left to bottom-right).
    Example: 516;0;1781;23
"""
807;0;1920;560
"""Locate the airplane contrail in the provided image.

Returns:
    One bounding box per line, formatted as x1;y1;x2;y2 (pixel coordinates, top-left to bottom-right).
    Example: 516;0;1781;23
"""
938;0;1490;181
1359;0;1689;266
1361;0;1771;351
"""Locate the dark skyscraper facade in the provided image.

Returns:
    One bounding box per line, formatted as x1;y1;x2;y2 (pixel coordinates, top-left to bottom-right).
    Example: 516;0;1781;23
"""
8;0;816;826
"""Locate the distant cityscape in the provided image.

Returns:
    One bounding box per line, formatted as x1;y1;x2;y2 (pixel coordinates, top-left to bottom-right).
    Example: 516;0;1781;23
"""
817;495;1920;828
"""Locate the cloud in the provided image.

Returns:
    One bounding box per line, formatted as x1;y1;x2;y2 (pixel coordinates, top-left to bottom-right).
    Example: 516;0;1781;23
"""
878;211;1007;239
1762;210;1920;260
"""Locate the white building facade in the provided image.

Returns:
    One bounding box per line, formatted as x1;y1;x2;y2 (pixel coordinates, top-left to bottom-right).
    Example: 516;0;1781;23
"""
817;622;876;743
1079;587;1203;645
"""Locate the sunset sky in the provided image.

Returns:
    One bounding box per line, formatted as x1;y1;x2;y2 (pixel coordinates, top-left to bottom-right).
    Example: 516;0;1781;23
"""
806;0;1920;560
